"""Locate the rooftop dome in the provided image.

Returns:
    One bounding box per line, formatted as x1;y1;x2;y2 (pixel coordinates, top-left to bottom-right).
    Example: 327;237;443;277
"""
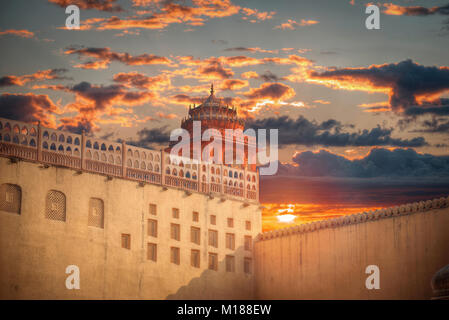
183;84;244;126
431;264;449;299
198;84;222;108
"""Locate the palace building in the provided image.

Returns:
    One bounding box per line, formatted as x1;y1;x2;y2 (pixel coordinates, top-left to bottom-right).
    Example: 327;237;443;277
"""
0;87;448;300
0;87;261;299
167;84;256;171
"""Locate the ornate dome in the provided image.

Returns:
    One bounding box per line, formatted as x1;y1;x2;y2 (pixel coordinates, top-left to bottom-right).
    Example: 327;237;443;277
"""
431;264;449;299
182;84;244;126
197;84;221;107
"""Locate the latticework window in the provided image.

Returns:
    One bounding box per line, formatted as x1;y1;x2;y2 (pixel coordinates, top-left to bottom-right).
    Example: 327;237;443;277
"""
171;247;180;265
149;203;157;215
0;184;21;214
226;255;235;272
147;243;157;261
191;227;200;245
121;234;131;249
226;233;235;250
88;198;104;228
191;249;200;268
208;253;218;271
208;229;218;248
45;190;66;221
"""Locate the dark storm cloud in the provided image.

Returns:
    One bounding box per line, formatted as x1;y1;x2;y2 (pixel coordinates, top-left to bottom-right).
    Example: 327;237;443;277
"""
127;126;171;147
245;116;427;147
416;118;449;134
308;59;449;112
405;105;449;116
289;148;449;178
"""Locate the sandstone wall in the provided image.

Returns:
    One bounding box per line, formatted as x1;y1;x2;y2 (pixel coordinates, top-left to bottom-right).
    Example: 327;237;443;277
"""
0;157;261;299
254;197;449;299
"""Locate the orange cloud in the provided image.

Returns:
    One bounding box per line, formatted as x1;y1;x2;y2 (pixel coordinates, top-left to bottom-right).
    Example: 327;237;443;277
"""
85;0;241;31
305;59;449;112
64;47;173;69
0;29;34;38
241;7;276;23
0;69;69;87
48;0;122;12
274;19;319;30
156;112;177;119
0;93;59;127
382;3;449;16
113;72;171;90
220;79;249;90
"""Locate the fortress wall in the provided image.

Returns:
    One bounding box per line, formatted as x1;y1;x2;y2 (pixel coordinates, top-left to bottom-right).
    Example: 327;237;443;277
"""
0;157;261;299
254;197;449;299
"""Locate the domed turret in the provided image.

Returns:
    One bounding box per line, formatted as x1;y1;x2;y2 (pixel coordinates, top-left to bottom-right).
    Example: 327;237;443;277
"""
167;84;254;170
182;84;244;127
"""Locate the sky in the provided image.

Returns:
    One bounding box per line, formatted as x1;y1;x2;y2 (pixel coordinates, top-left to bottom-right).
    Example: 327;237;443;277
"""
1;0;449;230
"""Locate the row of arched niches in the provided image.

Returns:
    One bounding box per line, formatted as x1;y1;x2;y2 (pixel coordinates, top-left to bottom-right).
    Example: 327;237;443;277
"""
0;118;258;201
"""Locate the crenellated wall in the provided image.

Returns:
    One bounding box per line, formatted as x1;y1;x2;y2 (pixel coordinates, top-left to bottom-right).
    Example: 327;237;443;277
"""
254;197;449;299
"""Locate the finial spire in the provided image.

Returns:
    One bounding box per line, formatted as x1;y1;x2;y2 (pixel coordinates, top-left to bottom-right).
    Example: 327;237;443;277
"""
210;83;214;95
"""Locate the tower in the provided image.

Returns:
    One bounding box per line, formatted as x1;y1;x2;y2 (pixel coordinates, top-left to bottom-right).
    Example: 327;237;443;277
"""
167;84;255;170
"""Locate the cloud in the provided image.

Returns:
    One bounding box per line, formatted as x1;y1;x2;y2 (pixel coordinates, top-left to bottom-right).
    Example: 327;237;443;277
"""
414;117;449;134
405;103;449;116
224;47;277;54
48;0;122;12
156;112;177;119
241;8;276;23
307;59;449;113
197;58;234;79
112;71;171;90
0;93;59;127
65;47;172;69
246;115;427;147
68;81;155;111
0;69;69;87
241;70;284;82
260;174;449;207
244;82;295;101
289;148;449;178
220;79;248;90
84;0;241;30
127;126;171;147
42;81;157;133
0;29;34;38
274;19;319;30
382;3;449;16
